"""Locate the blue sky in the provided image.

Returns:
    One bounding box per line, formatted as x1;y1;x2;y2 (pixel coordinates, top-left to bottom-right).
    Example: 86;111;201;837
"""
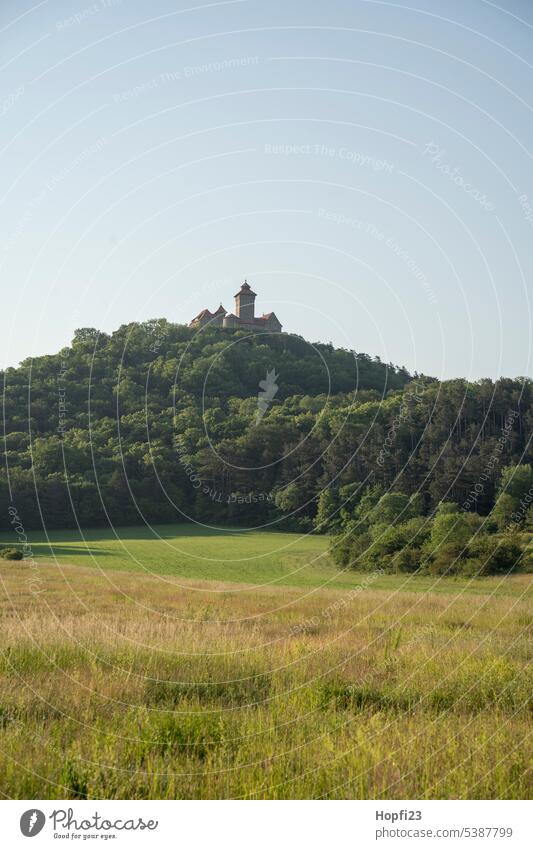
1;0;532;379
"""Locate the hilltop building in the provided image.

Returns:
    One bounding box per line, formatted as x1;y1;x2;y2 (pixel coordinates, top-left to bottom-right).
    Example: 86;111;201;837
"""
190;281;282;333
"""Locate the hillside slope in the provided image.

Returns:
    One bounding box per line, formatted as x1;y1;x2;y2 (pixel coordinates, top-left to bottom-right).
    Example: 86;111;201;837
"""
1;321;531;531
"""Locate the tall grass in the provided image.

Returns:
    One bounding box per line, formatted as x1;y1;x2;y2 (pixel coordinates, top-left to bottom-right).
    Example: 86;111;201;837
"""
0;560;531;799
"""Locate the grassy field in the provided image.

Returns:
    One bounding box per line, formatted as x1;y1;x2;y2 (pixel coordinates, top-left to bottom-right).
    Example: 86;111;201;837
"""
0;522;531;596
0;524;531;799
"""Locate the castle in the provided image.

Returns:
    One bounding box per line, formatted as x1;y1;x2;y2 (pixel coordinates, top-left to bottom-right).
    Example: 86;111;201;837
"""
190;280;282;333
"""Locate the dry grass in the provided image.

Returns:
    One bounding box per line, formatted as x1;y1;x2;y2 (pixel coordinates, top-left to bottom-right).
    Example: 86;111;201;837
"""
0;561;531;799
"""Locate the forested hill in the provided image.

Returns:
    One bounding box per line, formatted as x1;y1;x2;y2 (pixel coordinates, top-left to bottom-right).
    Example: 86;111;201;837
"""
5;321;410;423
0;320;531;532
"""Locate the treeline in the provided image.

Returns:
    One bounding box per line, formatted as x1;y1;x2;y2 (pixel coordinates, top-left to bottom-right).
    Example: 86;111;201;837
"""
0;320;531;534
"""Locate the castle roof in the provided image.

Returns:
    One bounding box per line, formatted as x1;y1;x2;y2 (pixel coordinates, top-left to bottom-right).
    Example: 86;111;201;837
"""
191;308;213;321
234;279;257;297
214;304;227;314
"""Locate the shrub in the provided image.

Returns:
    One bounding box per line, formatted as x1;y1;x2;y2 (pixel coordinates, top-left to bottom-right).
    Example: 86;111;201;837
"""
521;547;533;573
428;542;467;575
329;526;373;570
393;545;423;573
330;486;529;578
369;517;429;562
467;535;523;575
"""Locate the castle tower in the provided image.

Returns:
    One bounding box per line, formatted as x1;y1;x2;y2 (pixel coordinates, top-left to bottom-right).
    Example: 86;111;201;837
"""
234;279;256;321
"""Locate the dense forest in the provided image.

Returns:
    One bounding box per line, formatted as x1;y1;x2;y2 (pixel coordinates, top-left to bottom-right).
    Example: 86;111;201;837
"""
1;320;531;543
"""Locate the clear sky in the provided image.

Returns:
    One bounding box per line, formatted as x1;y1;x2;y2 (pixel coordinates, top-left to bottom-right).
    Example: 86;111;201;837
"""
1;0;532;379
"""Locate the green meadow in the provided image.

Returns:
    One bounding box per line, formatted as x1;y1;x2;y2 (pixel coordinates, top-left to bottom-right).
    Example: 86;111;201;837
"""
0;523;530;597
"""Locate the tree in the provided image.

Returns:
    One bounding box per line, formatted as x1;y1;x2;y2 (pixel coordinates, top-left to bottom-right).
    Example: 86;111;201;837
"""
313;487;341;533
274;483;301;513
429;503;473;553
493;465;533;528
369;492;423;526
497;464;533;503
492;494;518;531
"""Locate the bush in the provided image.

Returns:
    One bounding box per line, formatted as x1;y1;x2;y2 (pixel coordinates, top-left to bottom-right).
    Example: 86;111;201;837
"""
0;548;23;560
393;545;423;573
521;547;533;573
427;542;467;575
467;535;523;575
331;513;431;573
329;526;373;570
330;485;531;577
370;516;429;557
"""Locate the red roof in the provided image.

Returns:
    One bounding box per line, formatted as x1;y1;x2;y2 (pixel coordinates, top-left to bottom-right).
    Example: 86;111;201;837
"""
191;308;213;321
